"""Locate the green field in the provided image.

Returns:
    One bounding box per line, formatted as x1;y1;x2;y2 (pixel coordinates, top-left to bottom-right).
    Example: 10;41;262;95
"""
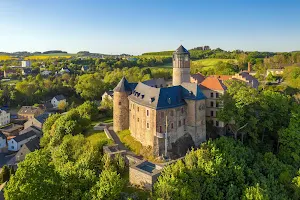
192;58;237;70
150;62;172;69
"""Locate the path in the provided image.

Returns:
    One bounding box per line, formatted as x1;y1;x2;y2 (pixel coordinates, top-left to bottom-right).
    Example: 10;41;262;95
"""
106;126;143;160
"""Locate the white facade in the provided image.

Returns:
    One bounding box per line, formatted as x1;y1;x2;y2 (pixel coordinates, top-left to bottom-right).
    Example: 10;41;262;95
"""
0;136;6;149
0;110;10;126
21;60;31;68
51;97;66;108
8;135;36;152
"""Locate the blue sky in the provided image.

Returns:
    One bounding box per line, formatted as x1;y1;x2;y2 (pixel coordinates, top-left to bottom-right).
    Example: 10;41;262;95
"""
0;0;299;55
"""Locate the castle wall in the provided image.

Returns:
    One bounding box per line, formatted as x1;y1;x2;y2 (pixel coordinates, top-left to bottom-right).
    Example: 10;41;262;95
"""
185;99;206;146
113;92;129;132
202;89;225;128
129;101;156;148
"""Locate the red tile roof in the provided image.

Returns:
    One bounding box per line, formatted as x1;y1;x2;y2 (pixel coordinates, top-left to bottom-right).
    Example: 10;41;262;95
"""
199;76;227;91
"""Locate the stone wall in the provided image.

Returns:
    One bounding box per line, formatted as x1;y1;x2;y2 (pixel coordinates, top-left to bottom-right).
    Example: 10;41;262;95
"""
113;92;129;132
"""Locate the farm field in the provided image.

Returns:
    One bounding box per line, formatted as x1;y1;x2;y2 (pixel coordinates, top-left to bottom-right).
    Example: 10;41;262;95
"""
192;58;237;70
0;55;15;61
25;53;74;60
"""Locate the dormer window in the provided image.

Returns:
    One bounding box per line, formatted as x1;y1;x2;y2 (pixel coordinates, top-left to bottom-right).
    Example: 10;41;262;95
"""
167;98;171;104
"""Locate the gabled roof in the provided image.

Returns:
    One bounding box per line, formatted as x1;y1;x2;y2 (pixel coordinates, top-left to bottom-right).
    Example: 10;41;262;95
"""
18;106;42;115
20;126;41;135
211;75;232;81
175;45;189;54
53;95;66;101
191;73;206;83
22;68;32;74
113;77;135;92
12;130;36;143
35;113;50;124
23;137;40;152
199;76;227;91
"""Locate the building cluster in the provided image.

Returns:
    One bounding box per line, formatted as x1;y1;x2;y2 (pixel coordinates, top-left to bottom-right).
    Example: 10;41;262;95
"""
0;95;66;166
112;45;259;158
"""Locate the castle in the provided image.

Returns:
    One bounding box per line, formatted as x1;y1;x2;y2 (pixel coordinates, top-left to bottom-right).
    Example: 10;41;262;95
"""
113;45;207;157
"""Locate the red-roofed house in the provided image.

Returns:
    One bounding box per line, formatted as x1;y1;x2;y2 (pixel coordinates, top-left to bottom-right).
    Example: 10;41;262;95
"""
199;76;227;129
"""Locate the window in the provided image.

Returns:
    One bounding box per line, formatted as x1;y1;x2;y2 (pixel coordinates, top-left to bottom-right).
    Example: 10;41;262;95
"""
216;121;219;127
137;107;139;112
147;122;149;129
159;126;162;133
181;107;184;114
133;115;135;119
216;102;219;108
210;101;214;107
178;120;181;127
118;102;121;106
210;92;214;98
211;111;214;117
170;110;174;116
161;112;164;118
137;118;139;122
183;119;185;125
146;110;149;116
216;93;219;98
171;123;174;129
11;146;14;149
133;104;135;109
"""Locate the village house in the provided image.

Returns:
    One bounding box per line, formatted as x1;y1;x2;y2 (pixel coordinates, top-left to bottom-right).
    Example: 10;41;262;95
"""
21;68;32;76
4;69;18;78
190;73;206;84
7;129;37;152
17;106;45;120
0;109;10;126
15;137;40;163
232;71;259;89
41;70;52;76
199;76;227;130
0;132;7;152
21;60;31;68
81;65;89;72
102;91;114;101
51;95;67;108
24;113;50;130
59;67;71;74
0;124;23;137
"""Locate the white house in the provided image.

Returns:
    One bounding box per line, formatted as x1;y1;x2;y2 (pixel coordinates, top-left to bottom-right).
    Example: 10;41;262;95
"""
41;70;52;76
51;95;67;108
0;132;6;150
0;109;10;126
7;130;37;152
81;66;89;72
21;60;31;68
102;91;114;101
59;67;70;74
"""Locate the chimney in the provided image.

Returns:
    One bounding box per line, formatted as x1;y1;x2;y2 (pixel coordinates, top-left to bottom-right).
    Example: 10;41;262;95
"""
248;62;251;72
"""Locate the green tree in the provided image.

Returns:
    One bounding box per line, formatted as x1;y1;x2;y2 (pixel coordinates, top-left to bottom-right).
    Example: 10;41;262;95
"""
75;73;105;100
4;150;62;200
90;169;124;200
0;165;10;184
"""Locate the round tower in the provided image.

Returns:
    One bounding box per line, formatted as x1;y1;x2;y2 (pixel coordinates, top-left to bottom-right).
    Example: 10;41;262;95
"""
172;45;191;86
113;77;131;132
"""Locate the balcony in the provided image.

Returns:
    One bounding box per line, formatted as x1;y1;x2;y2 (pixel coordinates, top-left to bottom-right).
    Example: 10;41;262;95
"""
156;132;166;139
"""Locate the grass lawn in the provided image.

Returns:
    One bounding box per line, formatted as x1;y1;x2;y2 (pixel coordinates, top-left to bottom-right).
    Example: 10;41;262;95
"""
86;130;113;146
150;62;172;69
99;117;113;123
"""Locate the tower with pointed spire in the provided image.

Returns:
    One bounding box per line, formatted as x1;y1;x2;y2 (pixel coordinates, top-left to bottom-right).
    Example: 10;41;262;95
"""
113;77;132;132
172;45;191;86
